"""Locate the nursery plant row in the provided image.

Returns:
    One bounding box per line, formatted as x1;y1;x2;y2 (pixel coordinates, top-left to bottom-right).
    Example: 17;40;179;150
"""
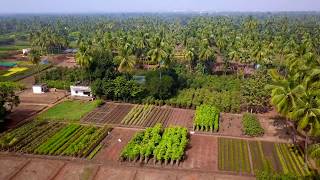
0;121;111;158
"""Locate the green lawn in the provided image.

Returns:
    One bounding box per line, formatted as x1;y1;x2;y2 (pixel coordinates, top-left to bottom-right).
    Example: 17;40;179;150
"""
37;100;101;122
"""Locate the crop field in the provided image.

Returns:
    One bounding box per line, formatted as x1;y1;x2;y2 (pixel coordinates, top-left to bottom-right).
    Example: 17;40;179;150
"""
0;64;51;82
218;138;312;177
193;105;220;132
121;104;173;128
274;143;311;176
81;102;134;125
248;141;312;176
37;100;102;122
166;108;194;128
0;121;111;158
120;124;188;166
218;137;251;174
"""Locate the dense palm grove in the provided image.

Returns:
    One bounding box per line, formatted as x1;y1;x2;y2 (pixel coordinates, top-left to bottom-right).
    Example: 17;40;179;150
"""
0;13;320;171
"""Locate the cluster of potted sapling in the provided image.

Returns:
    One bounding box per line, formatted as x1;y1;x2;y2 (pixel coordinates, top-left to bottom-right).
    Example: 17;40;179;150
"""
120;123;189;166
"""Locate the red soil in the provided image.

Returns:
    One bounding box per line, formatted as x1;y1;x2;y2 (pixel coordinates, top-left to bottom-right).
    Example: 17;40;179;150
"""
166;108;194;129
12;160;64;180
181;134;218;171
94;127;139;162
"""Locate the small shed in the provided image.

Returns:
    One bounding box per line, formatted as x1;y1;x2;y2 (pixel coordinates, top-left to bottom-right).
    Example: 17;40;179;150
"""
22;48;31;56
32;84;48;94
70;86;92;97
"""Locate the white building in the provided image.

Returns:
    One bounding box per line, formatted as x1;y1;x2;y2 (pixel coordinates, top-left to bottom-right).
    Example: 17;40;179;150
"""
22;48;31;56
70;86;92;97
32;84;48;94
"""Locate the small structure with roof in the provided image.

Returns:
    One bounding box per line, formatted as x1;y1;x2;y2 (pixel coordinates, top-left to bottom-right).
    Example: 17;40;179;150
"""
70;85;92;97
32;84;48;94
22;48;31;56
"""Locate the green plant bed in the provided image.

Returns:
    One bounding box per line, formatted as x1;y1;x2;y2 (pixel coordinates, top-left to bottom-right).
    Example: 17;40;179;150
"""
193;104;220;132
242;113;264;136
217;137;251;173
0;121;111;158
36;100;103;122
120;124;189;165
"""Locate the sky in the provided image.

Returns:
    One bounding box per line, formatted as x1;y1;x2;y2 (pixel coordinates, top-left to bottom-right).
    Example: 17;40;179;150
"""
1;0;320;14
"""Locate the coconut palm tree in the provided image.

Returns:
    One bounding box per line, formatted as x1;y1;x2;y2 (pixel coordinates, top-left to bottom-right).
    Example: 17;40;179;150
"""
75;44;93;82
28;49;41;82
147;36;168;66
114;44;136;73
308;143;320;166
183;48;195;71
198;39;215;74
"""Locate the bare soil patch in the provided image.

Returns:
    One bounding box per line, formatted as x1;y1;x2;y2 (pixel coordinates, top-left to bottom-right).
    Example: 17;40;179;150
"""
18;89;66;105
217;113;243;137
13;159;64;180
0;157;27;180
82;102;133;125
135;169;177;180
181;134;218;171
95;166;136;180
95;127;139;162
166;108;194;128
0;154;255;180
5;104;46;129
54;163;98;180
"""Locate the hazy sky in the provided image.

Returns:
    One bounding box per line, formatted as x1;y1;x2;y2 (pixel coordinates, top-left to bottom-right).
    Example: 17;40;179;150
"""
1;0;320;13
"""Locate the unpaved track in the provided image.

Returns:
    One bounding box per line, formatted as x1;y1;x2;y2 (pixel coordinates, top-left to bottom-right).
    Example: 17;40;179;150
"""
0;154;255;180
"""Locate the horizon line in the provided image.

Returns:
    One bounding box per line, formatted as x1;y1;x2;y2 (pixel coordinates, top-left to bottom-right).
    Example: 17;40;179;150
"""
1;10;320;15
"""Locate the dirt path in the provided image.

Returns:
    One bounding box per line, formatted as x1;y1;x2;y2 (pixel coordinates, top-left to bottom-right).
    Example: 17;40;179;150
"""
0;154;255;180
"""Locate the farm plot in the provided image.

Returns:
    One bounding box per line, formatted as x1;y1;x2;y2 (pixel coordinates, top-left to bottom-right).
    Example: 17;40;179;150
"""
0;121;111;158
218;137;251;174
274;143;311;176
82;103;133;125
218;138;312;177
121;105;172;128
193;105;220;132
94;127;140;162
120;124;189;166
249;141;311;176
181;134;218;171
37;100;101;122
166;108;194;128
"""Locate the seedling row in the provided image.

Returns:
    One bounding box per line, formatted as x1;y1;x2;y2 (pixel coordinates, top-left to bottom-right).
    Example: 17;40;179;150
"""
121;104;172;127
218;137;312;177
0;121;111;158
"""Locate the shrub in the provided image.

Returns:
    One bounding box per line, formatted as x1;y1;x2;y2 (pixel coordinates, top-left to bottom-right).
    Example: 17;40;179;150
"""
242;113;264;136
193;105;220;132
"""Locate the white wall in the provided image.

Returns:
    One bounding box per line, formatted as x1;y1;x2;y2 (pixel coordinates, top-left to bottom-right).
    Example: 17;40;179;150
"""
32;86;43;94
71;89;91;97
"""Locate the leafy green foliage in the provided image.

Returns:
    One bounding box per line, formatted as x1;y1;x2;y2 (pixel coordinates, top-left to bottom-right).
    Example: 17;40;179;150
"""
145;70;178;100
121;124;188;164
242;113;264;136
193;105;220;132
0;82;22;129
91;76;145;102
121;123;162;161
241;70;271;113
32;124;110;157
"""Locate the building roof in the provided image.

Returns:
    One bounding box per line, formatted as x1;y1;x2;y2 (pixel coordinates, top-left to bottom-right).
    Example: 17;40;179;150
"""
70;85;91;91
33;83;47;87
